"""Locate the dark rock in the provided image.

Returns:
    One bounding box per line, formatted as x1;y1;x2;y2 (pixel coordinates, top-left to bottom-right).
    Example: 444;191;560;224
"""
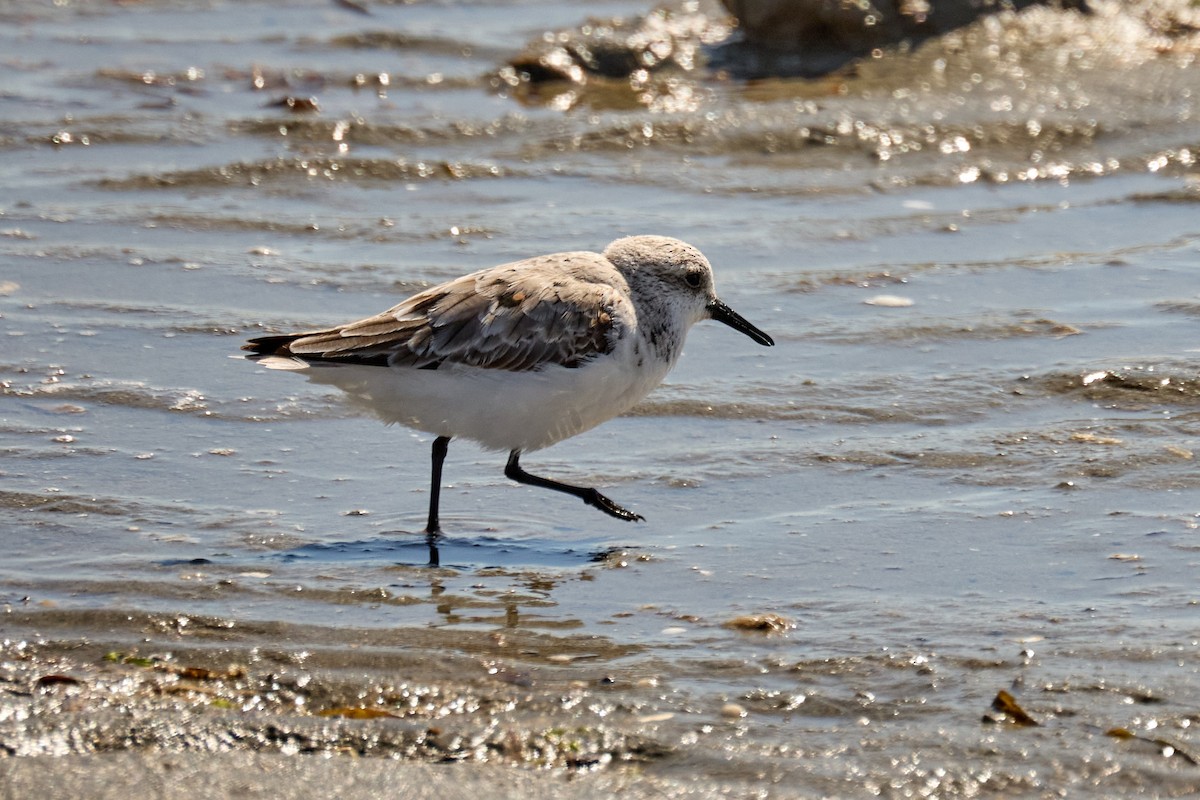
714;0;1092;76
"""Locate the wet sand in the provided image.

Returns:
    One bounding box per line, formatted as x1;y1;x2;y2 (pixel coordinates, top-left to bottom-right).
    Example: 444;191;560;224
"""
0;753;656;800
2;0;1200;795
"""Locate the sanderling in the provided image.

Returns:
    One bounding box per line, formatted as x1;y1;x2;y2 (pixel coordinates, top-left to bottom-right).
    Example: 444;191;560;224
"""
244;235;773;532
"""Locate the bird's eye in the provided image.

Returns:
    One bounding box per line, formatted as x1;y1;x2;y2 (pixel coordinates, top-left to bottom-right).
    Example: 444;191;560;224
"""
684;272;703;288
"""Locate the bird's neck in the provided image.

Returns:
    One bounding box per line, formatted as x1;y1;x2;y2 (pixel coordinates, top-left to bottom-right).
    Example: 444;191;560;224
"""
637;313;684;366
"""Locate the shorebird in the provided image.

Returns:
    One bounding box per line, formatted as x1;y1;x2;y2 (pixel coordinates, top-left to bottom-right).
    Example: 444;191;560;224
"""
244;235;773;532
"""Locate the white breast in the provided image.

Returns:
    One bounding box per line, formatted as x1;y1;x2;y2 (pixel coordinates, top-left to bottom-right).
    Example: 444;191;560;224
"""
295;333;675;452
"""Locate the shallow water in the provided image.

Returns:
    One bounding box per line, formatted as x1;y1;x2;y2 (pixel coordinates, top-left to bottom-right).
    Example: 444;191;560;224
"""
2;0;1200;794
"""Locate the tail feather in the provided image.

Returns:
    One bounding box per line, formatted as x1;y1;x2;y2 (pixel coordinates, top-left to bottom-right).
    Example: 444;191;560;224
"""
243;333;305;356
243;331;393;367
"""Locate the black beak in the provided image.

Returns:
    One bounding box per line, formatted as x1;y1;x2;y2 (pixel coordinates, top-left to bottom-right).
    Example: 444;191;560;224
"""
707;299;774;347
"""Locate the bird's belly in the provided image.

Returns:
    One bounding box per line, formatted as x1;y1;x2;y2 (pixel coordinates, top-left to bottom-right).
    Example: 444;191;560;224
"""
297;357;669;452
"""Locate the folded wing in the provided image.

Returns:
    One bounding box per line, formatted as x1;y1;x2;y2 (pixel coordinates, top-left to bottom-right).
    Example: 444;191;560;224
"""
244;254;629;372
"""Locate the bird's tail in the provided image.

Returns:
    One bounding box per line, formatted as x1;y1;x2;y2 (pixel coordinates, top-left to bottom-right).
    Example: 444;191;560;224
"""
242;333;305;356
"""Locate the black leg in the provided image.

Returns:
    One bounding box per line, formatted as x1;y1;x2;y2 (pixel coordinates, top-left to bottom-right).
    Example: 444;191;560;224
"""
504;450;644;522
425;531;440;567
426;436;451;534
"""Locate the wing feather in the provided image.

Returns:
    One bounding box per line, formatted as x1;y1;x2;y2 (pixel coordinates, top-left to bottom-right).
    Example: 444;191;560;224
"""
243;252;629;372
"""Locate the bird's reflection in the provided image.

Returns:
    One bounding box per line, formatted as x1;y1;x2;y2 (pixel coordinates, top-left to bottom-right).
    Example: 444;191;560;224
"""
274;529;627;630
412;531;579;629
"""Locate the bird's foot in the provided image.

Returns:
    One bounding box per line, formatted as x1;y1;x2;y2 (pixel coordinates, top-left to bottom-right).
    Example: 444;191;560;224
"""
584;489;644;522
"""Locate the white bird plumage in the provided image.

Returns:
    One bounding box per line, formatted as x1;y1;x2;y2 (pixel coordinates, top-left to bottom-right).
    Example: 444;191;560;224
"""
244;235;773;531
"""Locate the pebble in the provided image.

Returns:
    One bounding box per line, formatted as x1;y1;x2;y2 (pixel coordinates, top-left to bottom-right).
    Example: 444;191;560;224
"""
721;702;747;719
864;294;914;307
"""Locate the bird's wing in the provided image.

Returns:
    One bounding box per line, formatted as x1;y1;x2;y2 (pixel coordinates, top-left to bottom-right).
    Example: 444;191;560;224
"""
245;252;631;372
